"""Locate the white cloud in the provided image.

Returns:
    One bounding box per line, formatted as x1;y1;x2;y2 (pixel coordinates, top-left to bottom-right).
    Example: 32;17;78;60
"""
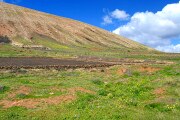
111;9;129;20
102;15;112;25
0;0;4;2
156;44;180;53
102;9;129;25
113;1;180;53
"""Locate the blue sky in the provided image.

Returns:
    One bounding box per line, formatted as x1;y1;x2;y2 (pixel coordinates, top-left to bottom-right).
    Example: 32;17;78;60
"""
2;0;180;52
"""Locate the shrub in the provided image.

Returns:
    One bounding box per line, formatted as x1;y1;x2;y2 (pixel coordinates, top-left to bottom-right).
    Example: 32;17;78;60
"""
0;85;9;93
0;36;11;43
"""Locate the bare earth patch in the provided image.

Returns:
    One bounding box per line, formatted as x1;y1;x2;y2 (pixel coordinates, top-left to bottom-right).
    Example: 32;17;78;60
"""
8;86;31;98
0;86;95;108
138;66;161;73
68;87;96;94
117;67;127;75
153;88;166;96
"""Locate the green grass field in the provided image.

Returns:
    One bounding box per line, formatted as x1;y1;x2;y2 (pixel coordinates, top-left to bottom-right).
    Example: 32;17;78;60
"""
0;42;180;119
1;43;178;61
0;60;179;120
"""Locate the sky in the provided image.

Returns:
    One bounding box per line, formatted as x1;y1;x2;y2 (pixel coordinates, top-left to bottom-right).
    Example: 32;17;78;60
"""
1;0;180;53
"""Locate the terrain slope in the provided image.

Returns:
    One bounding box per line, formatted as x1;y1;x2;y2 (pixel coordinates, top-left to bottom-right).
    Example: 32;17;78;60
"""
0;2;154;56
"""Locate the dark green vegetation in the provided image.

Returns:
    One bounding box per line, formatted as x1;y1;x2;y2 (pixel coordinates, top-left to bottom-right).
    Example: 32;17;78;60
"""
0;36;11;44
0;61;179;120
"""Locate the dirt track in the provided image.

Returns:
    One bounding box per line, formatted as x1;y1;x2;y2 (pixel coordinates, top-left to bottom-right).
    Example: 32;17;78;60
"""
0;57;113;69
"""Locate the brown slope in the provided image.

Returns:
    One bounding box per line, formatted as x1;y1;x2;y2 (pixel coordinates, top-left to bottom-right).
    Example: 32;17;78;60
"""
0;2;153;50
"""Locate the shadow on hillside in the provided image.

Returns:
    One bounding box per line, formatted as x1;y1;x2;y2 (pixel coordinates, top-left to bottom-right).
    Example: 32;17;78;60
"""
0;36;11;44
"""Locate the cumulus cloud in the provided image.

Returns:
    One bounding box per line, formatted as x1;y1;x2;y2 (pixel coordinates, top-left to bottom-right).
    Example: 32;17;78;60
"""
113;1;180;53
111;9;129;20
102;15;112;25
102;9;129;25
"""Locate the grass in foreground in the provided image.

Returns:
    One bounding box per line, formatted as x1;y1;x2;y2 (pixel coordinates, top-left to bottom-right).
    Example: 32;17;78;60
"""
0;62;179;120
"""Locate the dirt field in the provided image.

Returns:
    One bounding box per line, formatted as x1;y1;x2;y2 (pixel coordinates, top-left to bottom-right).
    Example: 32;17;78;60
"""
0;57;173;70
0;57;113;69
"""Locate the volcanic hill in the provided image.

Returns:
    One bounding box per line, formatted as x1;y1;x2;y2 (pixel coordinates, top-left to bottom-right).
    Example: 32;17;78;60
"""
0;2;155;57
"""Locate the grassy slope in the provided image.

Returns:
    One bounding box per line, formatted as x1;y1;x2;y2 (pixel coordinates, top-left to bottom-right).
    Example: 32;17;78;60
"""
0;59;179;120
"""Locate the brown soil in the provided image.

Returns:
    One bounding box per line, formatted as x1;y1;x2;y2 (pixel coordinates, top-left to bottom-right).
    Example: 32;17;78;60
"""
117;67;127;75
0;99;40;108
0;57;105;67
138;66;161;73
90;47;102;52
0;87;95;108
68;87;96;94
0;95;75;109
8;86;31;98
153;88;166;96
0;57;112;69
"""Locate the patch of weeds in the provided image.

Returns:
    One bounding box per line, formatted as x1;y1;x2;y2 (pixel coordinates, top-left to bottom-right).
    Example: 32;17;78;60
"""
161;67;180;76
145;103;172;112
132;71;140;76
16;93;28;99
71;93;96;110
2;107;27;120
125;69;132;76
60;71;80;77
20;80;31;84
92;79;104;85
0;85;10;94
57;82;65;86
104;82;112;88
125;98;138;106
107;93;114;98
10;68;28;74
98;89;109;96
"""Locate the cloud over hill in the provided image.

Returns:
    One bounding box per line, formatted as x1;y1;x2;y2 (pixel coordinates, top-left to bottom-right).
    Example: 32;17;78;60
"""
112;1;180;53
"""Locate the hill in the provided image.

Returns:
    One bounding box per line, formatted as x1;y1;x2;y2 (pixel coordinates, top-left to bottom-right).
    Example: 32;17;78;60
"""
0;2;155;58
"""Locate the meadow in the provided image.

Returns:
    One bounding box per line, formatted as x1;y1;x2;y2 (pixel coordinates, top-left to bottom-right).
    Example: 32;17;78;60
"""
0;59;179;120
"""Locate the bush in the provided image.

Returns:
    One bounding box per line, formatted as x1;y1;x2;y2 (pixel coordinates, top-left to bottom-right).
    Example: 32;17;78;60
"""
0;85;9;93
0;36;11;43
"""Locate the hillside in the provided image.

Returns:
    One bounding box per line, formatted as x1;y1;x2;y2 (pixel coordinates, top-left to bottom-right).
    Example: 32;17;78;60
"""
0;2;156;58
